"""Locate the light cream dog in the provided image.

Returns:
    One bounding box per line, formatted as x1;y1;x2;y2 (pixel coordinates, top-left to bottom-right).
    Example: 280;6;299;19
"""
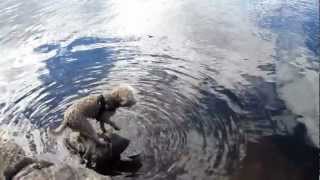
50;85;136;146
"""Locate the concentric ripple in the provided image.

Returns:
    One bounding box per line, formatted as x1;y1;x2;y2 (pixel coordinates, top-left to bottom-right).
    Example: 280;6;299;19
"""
0;36;246;179
0;0;318;179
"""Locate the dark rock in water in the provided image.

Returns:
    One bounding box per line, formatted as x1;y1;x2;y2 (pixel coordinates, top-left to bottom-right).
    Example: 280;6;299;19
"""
5;158;53;180
64;131;113;166
4;157;36;180
12;163;111;180
0;138;51;180
0;136;111;180
0;138;33;180
63;132;126;166
64;131;142;176
0;122;141;179
94;134;142;176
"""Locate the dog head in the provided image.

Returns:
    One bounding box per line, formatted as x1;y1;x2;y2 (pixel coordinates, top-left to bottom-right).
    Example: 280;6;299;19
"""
109;85;136;108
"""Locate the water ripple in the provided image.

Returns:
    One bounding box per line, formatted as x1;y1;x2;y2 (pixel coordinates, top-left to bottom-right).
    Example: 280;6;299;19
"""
0;0;318;179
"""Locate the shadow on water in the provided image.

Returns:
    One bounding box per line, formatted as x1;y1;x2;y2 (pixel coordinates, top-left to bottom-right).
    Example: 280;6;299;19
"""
231;122;319;180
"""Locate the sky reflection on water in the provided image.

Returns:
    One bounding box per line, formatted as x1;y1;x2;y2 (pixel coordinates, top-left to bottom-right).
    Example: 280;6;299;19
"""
0;0;318;179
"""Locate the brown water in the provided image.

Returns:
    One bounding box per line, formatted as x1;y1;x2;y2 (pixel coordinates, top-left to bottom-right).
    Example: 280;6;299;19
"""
0;0;318;179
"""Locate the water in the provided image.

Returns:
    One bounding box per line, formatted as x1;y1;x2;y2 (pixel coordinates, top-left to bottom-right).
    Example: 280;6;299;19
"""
0;0;318;179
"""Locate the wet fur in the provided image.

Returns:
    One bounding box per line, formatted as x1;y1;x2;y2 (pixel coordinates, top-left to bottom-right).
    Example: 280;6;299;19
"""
98;85;136;133
50;85;136;146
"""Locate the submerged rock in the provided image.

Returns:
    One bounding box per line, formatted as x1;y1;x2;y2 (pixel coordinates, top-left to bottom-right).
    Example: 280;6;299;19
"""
64;131;114;166
0;119;141;179
61;117;131;165
0;136;111;180
64;130;142;176
0;138;30;180
12;163;111;180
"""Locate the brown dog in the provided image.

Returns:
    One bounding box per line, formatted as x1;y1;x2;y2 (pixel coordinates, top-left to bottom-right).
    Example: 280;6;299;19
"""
50;85;136;146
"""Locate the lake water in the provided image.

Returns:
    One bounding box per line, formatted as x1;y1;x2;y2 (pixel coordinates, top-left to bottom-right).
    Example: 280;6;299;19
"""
0;0;318;179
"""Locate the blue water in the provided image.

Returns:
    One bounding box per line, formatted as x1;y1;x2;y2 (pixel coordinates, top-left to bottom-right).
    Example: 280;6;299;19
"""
0;0;318;179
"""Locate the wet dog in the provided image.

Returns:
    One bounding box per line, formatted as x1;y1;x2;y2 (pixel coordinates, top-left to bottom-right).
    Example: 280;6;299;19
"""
50;85;136;146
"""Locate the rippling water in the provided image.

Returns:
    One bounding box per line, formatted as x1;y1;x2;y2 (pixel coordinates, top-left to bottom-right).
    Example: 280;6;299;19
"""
0;0;318;179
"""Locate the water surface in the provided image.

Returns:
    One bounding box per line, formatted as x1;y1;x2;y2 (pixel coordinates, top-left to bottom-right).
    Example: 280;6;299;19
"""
0;0;318;179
